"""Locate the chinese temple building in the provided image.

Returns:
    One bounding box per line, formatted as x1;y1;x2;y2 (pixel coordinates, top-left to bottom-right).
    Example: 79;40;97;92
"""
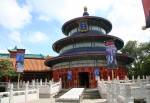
0;46;51;82
45;7;134;88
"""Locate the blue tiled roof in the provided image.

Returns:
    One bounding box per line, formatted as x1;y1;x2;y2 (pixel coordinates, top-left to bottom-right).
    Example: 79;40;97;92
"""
0;53;45;59
25;54;45;58
0;53;9;58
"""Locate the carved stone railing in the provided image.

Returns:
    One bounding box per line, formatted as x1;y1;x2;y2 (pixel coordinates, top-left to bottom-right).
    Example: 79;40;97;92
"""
0;83;39;103
97;75;150;103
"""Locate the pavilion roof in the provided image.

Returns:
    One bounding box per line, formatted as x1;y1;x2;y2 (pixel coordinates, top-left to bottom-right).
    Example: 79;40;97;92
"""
0;58;50;72
45;52;134;67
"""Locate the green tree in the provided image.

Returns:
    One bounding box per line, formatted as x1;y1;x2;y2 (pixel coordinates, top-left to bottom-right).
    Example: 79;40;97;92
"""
121;41;150;78
139;42;150;76
0;59;17;81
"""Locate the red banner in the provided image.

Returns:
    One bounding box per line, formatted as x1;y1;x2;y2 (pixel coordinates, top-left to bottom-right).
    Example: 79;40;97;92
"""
142;0;150;28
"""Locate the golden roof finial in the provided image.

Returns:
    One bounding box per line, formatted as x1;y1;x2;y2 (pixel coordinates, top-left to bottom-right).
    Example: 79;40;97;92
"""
83;6;89;16
84;6;87;12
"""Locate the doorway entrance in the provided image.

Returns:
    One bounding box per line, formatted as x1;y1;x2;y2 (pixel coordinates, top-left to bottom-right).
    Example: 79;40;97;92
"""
78;72;89;88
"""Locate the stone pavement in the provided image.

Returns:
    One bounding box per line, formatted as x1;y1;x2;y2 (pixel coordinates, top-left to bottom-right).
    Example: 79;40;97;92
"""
29;88;107;103
30;98;107;103
28;98;55;103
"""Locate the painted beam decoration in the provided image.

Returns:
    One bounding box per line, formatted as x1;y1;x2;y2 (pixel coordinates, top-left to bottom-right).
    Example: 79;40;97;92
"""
16;53;25;72
105;41;117;68
142;0;150;29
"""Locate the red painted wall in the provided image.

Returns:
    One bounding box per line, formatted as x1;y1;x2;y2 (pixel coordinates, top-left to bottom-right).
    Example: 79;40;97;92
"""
52;66;127;88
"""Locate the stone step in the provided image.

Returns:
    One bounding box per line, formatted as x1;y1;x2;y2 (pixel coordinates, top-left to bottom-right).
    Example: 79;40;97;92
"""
82;99;107;103
83;89;101;99
54;89;70;98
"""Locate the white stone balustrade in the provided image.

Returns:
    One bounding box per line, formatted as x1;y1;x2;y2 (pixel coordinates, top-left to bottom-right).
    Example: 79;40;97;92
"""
0;83;39;103
39;78;62;98
97;75;150;103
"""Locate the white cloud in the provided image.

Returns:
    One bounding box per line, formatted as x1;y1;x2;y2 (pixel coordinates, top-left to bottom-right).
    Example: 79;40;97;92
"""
28;31;49;43
26;0;150;43
5;31;25;50
38;15;50;21
27;0;113;22
9;31;21;44
0;0;31;30
107;0;150;43
0;49;8;53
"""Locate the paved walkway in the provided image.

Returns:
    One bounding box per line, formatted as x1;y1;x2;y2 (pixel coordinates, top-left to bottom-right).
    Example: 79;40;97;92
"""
59;88;84;100
30;88;106;103
30;98;107;103
29;98;55;103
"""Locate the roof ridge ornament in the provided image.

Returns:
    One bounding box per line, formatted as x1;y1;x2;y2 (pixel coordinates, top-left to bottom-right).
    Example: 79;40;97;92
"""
83;6;89;16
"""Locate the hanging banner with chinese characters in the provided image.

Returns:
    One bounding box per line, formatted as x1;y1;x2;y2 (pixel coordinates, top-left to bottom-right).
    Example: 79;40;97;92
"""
16;53;25;73
94;67;100;80
94;67;100;77
142;0;150;29
67;71;72;80
105;41;117;68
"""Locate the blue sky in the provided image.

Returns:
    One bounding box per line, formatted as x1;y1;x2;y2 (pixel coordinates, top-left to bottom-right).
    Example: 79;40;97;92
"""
0;0;150;56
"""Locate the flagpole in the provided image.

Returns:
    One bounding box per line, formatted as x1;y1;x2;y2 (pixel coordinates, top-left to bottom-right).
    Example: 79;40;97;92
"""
111;69;114;80
17;73;20;90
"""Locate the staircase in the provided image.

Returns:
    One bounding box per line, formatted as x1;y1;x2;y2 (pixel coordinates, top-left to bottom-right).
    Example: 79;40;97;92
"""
83;88;101;99
54;89;70;98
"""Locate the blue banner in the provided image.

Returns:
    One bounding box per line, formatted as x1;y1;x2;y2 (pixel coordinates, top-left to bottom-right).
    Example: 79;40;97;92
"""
16;53;24;62
67;71;72;80
105;41;117;68
16;53;24;73
94;68;100;77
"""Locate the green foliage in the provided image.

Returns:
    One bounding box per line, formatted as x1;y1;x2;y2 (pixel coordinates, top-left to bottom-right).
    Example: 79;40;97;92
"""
121;41;150;78
0;59;17;79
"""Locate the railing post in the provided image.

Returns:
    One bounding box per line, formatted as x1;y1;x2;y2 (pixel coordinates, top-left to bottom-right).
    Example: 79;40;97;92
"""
125;75;128;82
36;79;39;86
25;82;29;103
40;79;42;86
108;76;110;82
116;76;119;81
79;95;83;103
59;78;62;91
52;78;54;82
137;75;142;87
45;78;47;85
23;81;26;88
7;82;11;91
36;84;39;101
145;84;150;103
143;75;145;80
146;76;149;83
49;80;52;96
132;75;135;83
32;79;35;88
125;84;132;103
20;80;23;88
9;83;13;103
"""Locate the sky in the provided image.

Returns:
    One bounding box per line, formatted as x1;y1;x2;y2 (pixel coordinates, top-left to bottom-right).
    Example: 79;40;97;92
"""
0;0;150;56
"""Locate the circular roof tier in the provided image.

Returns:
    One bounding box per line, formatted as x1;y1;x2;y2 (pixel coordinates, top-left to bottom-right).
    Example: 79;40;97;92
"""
62;16;112;36
45;52;134;67
53;33;124;53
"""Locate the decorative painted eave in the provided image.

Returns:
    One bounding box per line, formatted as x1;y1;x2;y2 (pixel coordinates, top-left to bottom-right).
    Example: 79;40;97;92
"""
45;52;134;67
53;33;124;53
